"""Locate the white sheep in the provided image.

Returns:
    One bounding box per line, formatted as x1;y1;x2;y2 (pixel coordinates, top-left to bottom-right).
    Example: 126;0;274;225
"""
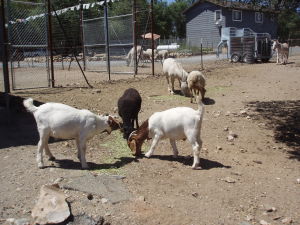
126;45;144;67
162;58;190;96
187;71;206;103
128;98;204;169
143;49;157;62
23;98;120;169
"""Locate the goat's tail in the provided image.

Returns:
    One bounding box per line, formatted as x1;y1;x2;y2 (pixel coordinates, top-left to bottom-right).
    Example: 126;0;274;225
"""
23;98;38;113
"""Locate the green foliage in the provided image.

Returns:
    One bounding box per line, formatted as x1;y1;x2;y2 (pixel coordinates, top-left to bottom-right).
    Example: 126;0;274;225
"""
278;9;300;39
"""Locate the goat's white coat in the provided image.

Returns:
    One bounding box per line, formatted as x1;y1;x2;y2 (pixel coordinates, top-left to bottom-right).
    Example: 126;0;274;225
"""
187;71;206;103
163;58;190;96
144;101;204;169
23;98;113;169
272;40;289;65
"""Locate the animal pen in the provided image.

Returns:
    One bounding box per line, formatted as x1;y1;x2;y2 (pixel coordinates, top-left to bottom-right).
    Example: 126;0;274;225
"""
0;0;155;91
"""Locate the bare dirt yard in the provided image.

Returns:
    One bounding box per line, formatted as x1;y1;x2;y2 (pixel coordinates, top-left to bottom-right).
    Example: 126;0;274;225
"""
0;56;300;225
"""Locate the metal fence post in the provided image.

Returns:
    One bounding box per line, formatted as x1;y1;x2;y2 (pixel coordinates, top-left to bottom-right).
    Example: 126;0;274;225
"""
47;0;54;87
79;0;86;71
151;0;154;76
104;0;111;80
1;0;10;93
133;0;137;76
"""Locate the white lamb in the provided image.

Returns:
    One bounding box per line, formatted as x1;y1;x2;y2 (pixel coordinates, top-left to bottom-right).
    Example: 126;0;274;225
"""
23;98;120;169
187;71;206;103
126;45;144;67
163;58;190;96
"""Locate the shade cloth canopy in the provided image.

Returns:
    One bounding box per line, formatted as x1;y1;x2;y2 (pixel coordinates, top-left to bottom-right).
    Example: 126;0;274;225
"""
141;33;160;40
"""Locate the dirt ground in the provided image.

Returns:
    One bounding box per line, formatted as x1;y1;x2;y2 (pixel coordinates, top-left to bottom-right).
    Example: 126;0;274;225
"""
0;56;299;225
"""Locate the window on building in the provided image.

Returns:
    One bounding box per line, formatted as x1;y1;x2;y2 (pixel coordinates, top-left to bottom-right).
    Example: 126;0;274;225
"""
255;12;263;23
215;10;222;21
232;10;242;21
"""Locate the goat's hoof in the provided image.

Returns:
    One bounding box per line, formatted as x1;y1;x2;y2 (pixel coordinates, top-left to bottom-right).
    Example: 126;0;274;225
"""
49;156;56;161
144;153;151;158
192;166;202;170
81;165;89;170
38;164;45;169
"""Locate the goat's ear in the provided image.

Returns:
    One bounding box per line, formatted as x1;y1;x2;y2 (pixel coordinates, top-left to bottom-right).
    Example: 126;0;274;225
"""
108;116;121;130
128;139;136;154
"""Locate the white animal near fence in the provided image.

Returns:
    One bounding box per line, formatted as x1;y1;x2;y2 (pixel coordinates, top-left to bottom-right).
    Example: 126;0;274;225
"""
272;40;289;65
126;45;144;67
162;58;190;97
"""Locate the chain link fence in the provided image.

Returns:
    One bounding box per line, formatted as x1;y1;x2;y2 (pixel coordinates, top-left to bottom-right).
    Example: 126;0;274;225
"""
7;0;50;90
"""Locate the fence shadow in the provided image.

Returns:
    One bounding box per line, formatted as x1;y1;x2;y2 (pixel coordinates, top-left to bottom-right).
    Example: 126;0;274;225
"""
0;93;45;149
247;100;300;160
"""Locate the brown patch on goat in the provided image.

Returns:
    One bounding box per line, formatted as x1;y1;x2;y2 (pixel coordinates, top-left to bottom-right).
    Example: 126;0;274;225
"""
108;116;121;131
127;119;149;156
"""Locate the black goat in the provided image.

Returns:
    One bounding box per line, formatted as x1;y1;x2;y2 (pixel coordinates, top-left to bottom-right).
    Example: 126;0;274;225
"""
117;88;142;139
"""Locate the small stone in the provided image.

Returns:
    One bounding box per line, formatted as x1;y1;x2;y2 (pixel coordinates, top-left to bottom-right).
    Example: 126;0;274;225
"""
225;111;231;116
53;177;64;184
101;198;108;204
87;193;93;200
229;131;238;138
224;127;229;131
259;220;270;225
137;196;145;201
281;217;293;224
227;135;235;141
246;116;251;119
240;148;247;153
216;146;222;150
191;192;198;197
296;178;300;184
246;215;254;221
253;160;262;164
240;110;247;115
265;204;276;212
224;177;236;183
64;142;70;147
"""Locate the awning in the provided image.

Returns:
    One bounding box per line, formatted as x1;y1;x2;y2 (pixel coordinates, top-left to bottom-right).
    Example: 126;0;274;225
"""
141;33;160;40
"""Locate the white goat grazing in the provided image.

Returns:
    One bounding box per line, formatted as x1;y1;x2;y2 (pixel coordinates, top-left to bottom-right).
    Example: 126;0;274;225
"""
23;98;120;169
128;98;204;169
143;49;157;62
187;71;206;103
126;45;144;67
272;40;289;65
163;58;190;96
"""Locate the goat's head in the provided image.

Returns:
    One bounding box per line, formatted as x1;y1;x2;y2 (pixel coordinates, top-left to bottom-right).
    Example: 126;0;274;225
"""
180;81;192;97
127;130;142;156
272;40;280;51
103;115;121;134
127;119;149;156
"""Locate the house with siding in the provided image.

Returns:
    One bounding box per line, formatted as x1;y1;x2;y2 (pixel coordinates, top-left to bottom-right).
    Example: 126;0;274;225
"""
183;0;278;49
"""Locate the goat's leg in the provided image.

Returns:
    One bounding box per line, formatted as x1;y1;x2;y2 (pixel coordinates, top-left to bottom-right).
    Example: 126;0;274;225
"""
135;115;139;128
190;88;194;103
166;75;172;94
191;138;202;170
145;134;161;158
36;130;49;168
76;138;81;161
169;139;179;158
45;138;55;161
78;138;89;169
170;77;175;94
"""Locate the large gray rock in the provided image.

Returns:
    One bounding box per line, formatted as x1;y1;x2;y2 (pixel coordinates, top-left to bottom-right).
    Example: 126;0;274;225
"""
31;184;70;225
62;173;131;204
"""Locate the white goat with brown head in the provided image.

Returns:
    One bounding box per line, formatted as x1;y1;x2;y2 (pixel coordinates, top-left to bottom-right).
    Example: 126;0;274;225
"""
128;98;204;169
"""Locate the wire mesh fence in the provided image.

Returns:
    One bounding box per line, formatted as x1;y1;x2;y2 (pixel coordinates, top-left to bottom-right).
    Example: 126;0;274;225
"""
7;0;50;90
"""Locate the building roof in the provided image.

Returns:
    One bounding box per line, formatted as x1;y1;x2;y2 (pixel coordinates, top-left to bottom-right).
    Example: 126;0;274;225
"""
183;0;279;14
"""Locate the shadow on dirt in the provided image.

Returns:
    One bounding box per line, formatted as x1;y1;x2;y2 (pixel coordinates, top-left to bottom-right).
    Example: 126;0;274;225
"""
247;100;300;160
149;155;231;169
0;93;45;149
47;157;139;170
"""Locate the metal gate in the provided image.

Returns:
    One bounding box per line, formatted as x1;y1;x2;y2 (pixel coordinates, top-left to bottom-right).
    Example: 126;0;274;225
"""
7;0;50;90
